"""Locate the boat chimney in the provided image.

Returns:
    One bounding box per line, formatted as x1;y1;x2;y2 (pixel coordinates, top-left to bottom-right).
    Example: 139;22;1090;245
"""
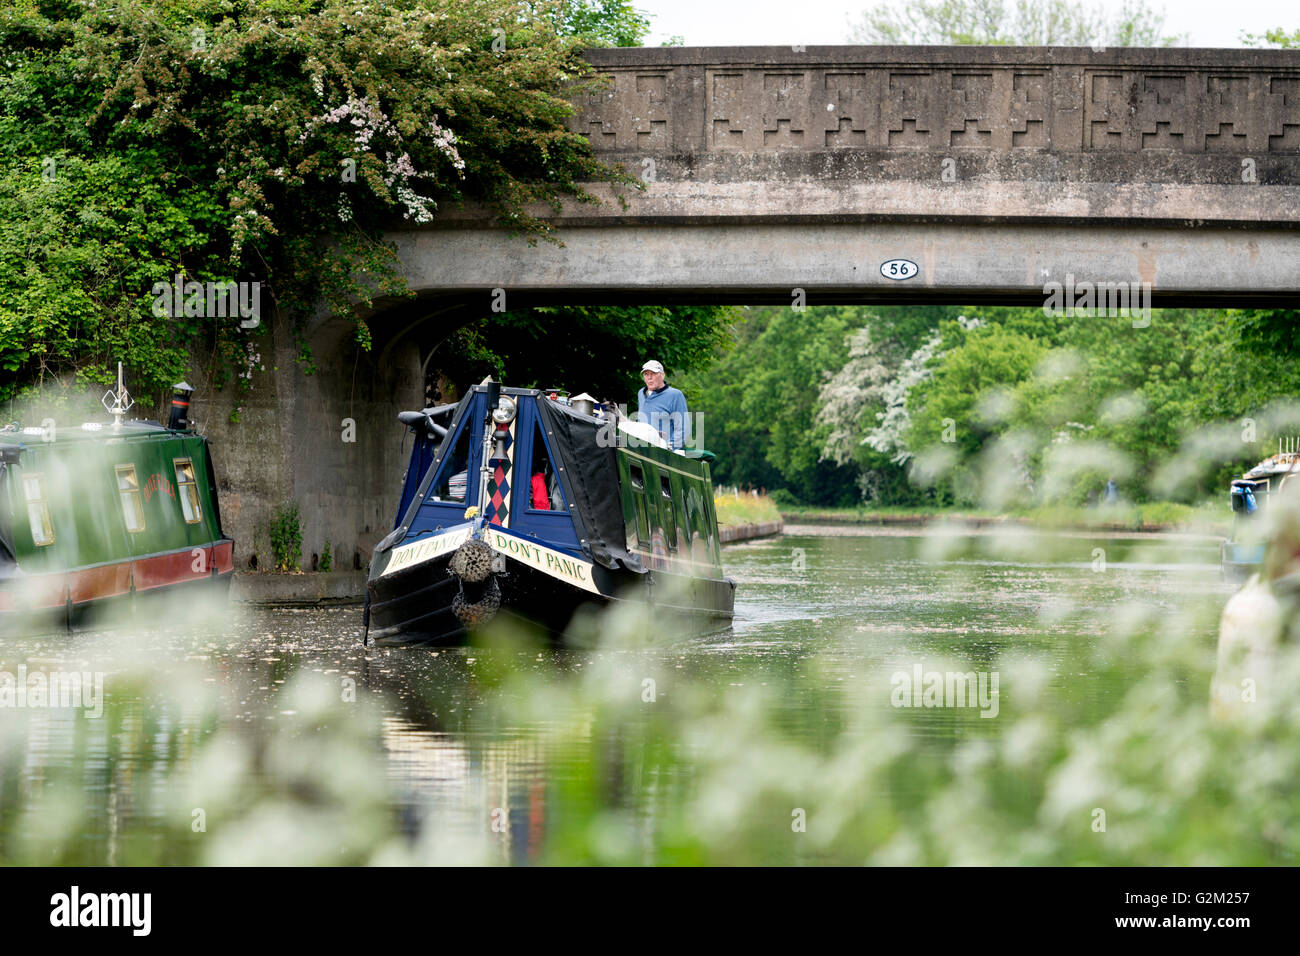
169;382;195;430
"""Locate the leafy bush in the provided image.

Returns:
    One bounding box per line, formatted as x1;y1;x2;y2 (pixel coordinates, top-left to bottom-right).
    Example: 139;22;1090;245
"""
270;503;302;572
0;0;641;404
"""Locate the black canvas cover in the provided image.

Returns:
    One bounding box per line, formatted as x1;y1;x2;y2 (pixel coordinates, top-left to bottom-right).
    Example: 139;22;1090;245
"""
537;398;637;572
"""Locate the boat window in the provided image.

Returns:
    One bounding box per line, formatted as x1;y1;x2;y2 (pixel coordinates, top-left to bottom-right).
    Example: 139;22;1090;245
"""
527;421;566;511
660;473;677;552
627;461;649;547
174;458;202;524
23;473;54;546
704;492;719;563
685;487;706;561
432;423;471;503
116;464;146;533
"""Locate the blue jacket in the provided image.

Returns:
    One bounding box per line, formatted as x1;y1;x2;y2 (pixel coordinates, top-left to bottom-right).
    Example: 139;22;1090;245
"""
637;385;689;449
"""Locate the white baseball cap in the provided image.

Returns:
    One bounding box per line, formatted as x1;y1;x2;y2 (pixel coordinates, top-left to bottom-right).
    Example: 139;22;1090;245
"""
641;360;664;374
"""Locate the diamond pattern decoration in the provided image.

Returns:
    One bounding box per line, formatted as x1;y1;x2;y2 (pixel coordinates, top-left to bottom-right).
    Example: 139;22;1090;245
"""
485;421;515;526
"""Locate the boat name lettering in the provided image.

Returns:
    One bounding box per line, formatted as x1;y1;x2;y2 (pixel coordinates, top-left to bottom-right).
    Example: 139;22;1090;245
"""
487;531;596;592
143;473;176;503
382;527;470;576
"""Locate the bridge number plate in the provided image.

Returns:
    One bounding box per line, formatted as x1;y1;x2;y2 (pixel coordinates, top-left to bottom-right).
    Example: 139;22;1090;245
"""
880;259;919;281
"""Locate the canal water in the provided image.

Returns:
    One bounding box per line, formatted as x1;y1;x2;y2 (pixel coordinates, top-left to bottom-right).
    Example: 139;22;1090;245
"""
0;526;1273;865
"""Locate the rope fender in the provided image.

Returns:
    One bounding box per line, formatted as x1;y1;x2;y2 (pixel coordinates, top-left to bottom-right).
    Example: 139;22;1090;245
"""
449;538;494;583
449;537;500;627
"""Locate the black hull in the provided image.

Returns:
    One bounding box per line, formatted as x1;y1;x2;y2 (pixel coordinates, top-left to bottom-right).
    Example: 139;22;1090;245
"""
366;553;734;647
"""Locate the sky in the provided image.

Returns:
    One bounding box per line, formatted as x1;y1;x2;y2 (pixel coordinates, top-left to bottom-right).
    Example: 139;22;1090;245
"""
636;0;1296;48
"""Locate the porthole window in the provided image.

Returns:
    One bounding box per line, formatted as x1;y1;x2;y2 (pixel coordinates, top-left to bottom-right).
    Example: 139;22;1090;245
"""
23;473;54;546
116;464;146;533
174;458;202;524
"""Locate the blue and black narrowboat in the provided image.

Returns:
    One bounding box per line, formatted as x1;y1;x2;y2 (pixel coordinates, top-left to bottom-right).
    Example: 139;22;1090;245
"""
364;382;735;645
0;374;234;633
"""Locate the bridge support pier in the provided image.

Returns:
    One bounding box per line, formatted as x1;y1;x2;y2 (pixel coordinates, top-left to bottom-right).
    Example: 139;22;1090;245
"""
191;309;423;574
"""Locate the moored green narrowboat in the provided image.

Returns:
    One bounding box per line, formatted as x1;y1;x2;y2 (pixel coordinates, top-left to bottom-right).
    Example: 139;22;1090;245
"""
0;379;234;633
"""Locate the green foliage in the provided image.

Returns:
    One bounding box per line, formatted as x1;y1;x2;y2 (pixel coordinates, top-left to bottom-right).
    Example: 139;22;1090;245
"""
848;0;1184;46
1241;27;1300;48
270;502;302;572
320;539;332;573
907;324;1049;459
682;305;967;506
768;488;798;507
1227;309;1300;359
439;304;737;402
0;0;641;405
847;0;1185;45
691;303;1300;509
679;306;870;505
899;311;1300;506
546;0;651;47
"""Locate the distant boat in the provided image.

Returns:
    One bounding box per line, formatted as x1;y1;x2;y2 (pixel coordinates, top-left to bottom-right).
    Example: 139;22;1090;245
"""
0;370;234;633
364;382;735;645
1222;438;1300;583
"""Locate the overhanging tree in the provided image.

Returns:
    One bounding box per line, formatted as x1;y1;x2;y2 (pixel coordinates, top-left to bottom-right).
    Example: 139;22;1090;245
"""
0;0;665;409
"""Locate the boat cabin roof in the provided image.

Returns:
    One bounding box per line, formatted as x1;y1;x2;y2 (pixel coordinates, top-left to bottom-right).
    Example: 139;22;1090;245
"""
0;419;178;456
1243;452;1300;480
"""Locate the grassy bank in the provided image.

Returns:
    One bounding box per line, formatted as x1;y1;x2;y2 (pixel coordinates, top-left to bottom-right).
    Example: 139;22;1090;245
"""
781;500;1230;535
713;490;782;527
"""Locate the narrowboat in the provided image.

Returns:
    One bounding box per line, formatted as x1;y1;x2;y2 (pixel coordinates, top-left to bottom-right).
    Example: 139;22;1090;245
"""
364;382;735;645
0;373;234;633
1222;438;1300;583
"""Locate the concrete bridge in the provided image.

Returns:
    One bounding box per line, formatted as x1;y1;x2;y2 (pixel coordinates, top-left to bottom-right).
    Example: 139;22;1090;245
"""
196;45;1300;574
392;44;1300;321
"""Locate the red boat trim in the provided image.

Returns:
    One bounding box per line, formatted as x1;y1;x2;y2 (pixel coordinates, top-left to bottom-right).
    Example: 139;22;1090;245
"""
1;538;235;610
69;562;132;605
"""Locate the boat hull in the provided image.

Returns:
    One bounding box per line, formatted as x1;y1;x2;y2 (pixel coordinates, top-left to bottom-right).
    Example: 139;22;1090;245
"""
366;548;734;646
1222;539;1265;585
1;566;234;635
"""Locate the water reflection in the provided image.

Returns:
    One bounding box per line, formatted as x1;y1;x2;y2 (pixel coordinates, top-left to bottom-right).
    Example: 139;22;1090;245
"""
0;528;1252;864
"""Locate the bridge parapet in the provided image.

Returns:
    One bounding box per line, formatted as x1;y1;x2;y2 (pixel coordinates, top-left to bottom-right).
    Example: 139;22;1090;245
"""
574;46;1300;156
396;47;1300;308
547;46;1300;227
